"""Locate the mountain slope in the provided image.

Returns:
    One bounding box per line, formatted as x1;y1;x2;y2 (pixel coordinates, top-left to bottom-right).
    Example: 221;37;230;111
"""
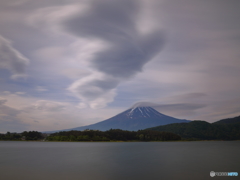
213;115;240;124
49;106;190;132
147;120;240;140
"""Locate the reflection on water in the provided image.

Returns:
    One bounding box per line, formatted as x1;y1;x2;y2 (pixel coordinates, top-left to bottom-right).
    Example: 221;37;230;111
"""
0;141;239;180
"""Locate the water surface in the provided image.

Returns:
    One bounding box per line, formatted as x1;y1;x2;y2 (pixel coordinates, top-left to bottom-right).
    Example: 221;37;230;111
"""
0;141;239;180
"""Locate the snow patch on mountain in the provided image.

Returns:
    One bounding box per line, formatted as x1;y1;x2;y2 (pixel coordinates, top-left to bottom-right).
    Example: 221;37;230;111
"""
127;106;165;119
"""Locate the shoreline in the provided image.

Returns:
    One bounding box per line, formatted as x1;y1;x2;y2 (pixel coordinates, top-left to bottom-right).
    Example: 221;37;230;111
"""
1;139;239;142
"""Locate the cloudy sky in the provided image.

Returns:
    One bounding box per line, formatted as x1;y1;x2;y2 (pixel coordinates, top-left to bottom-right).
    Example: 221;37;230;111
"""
0;0;240;133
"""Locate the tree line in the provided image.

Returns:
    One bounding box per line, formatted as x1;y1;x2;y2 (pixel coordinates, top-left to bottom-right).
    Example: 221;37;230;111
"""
147;121;240;140
0;129;182;141
0;131;44;141
46;129;181;141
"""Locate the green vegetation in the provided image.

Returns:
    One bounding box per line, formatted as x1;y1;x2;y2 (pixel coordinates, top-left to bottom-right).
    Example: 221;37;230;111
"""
0;131;44;141
147;121;240;140
213;115;240;124
46;129;181;141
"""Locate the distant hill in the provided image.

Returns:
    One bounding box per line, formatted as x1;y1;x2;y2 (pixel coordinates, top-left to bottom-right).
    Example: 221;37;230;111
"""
213;115;240;124
46;106;190;133
147;120;240;140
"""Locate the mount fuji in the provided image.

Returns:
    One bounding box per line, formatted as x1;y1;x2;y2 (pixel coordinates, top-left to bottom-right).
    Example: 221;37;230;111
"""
50;105;191;132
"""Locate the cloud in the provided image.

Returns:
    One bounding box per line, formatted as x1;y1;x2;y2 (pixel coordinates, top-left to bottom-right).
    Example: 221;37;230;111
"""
23;1;165;109
131;101;206;118
0;97;7;105
35;86;48;92
153;103;206;111
0;98;28;132
0;35;29;79
63;0;164;78
31;100;66;112
62;68;91;80
194;98;240;122
173;93;207;100
0;93;125;132
15;92;26;95
0;102;19;119
68;73;117;109
62;0;165;108
27;3;84;34
6;0;30;6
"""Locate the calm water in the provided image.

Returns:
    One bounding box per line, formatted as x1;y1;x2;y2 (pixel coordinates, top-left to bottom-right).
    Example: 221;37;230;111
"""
0;141;239;180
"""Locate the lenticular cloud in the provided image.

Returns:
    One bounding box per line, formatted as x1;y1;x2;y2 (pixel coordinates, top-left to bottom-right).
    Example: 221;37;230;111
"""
64;0;165;108
0;36;29;79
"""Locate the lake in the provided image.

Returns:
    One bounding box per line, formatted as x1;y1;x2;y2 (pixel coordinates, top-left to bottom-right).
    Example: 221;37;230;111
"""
0;141;239;180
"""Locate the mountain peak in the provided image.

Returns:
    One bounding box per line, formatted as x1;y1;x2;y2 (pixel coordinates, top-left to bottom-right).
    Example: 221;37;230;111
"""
127;106;165;119
130;102;158;109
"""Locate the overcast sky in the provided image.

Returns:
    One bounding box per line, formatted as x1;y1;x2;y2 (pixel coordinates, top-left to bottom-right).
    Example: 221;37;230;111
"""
0;0;240;133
